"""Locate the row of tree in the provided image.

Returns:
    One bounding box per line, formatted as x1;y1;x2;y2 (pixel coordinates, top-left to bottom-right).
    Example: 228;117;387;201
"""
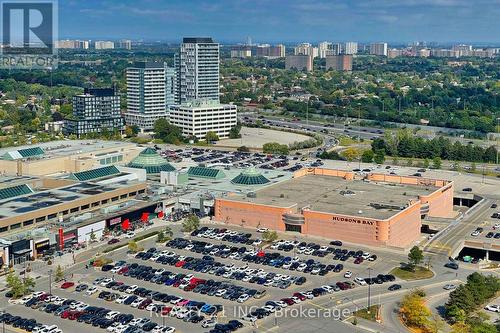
372;129;498;163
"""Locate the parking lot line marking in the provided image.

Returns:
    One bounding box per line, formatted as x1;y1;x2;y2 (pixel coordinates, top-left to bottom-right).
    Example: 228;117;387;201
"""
307;300;328;310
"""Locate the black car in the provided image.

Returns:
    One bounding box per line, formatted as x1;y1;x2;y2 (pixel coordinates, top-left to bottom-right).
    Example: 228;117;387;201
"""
388;284;402;291
444;262;459;270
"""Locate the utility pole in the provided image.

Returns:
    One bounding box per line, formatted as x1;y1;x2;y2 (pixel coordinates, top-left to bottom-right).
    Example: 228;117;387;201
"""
306;98;309;126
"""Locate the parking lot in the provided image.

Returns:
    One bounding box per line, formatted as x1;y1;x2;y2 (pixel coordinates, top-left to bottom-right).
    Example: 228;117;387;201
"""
2;221;412;333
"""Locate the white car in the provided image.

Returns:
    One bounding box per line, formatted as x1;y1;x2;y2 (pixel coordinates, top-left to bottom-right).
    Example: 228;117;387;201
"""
354;277;367;286
321;285;334;293
257;228;269;233
86;286;99;295
115;295;129;304
344;271;353;278
361;252;371;260
176;308;191;319
241;314;257;323
125;285;138;294
18;295;33;304
237;294;250;303
484;304;500;313
105;311;120;320
125;231;135;239
131;297;144;308
471;230;481;237
252;239;262;246
443;284;456;290
263;305;276;313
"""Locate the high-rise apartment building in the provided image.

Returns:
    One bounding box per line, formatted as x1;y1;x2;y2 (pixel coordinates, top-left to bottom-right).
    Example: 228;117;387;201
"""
56;40;89;49
63;88;124;137
124;61;167;131
174;37;220;104
285;55;313;72
294;43;318;58
168;100;237;140
344;42;358;55
165;64;175;107
370;42;388;56
325;55;353;72
119;40;132;50
254;44;285;58
95;41;115;50
230;46;252;58
318;42;332;58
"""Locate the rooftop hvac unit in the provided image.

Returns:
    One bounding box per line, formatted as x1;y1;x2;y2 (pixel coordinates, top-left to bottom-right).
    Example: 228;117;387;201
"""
247;192;256;198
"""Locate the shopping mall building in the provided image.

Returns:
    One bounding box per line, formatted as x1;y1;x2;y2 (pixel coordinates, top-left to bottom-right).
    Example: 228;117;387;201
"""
215;168;454;249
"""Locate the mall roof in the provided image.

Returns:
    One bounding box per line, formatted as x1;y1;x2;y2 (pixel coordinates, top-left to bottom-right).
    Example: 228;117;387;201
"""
1;146;45;160
127;147;175;174
0;140;135;161
0;180;143;220
0;184;33;200
231;167;270;185
69;165;120;182
187;166;225;179
226;174;435;220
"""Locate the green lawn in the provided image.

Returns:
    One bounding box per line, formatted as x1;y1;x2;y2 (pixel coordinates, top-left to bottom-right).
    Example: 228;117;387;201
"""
353;305;380;321
390;266;434;281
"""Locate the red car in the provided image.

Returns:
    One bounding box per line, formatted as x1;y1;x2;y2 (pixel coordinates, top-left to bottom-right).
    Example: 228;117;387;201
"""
68;311;83;320
184;284;196;292
354;257;364;264
174;260;186;267
138;298;152;310
107;238;120;245
118;266;129;275
161;306;172;315
61;281;75;289
281;298;295;306
293;293;306;301
61;310;72;319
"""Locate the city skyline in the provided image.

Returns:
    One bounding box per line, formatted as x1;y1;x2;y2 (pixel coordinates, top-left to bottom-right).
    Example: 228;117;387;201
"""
59;0;500;43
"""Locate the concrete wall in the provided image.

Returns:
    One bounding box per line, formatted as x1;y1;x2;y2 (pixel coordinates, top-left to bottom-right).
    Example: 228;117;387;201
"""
214;199;295;231
420;182;454;218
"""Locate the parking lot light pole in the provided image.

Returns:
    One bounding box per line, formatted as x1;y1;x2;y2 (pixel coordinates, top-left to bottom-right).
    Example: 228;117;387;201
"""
48;269;53;295
367;268;372;313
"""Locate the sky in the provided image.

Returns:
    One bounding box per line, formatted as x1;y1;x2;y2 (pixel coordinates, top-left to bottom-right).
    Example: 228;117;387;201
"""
59;0;500;44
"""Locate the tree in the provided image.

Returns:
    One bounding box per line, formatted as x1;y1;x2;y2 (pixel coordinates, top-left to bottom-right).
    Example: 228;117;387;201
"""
361;149;374;163
153;118;183;144
408;246;424;270
23;276;35;292
399;291;432;330
205;131;219;143
263;142;289;155
89;230;96;243
341;147;361;162
262;230;278;243
450;321;470;333
229;123;242;139
423;158;430;168
432;156;442;169
156;231;165;243
164;226;173;239
55;264;64;282
6;272;25;298
127;241;139;253
373;150;385;164
182;214;200;232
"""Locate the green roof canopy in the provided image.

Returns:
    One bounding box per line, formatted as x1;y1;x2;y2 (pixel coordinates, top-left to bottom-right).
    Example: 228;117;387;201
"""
231;167;270;185
187;166;225;179
0;184;33;200
1;146;45;160
69;165;120;182
127;147;175;174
